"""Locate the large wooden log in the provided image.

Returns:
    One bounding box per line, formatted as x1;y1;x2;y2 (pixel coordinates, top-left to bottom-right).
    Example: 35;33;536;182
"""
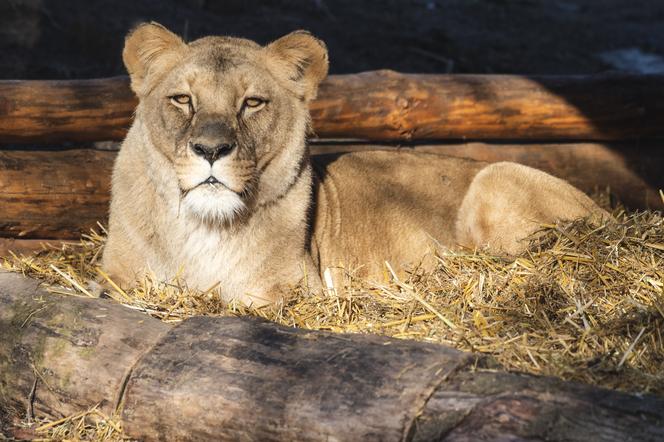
0;272;169;423
414;370;664;441
1;72;664;143
0;77;136;144
1;271;663;441
0;142;661;243
312;71;664;141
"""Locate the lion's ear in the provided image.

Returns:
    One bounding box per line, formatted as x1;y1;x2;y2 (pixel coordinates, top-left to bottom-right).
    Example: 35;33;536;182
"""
123;22;186;97
265;30;329;101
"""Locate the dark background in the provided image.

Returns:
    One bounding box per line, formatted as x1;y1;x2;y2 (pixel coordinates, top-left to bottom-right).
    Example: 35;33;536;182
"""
2;0;664;79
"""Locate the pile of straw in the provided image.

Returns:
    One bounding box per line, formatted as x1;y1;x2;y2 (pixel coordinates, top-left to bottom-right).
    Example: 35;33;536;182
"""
15;407;124;441
2;206;663;440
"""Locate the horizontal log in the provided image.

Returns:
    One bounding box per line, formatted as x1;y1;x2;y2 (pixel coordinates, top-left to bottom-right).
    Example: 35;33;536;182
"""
0;148;113;239
1;72;664;143
0;272;169;423
2;271;663;441
312;71;664;141
415;370;664;441
0;77;136;144
0;142;661;243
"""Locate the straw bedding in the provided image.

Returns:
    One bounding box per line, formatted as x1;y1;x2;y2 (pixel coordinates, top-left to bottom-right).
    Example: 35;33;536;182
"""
2;196;663;440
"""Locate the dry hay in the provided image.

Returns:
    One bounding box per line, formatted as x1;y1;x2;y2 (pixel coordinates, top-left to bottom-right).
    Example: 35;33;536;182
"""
2;205;664;440
10;406;126;442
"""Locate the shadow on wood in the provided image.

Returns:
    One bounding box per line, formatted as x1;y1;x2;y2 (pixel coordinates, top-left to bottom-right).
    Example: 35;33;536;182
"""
0;142;661;242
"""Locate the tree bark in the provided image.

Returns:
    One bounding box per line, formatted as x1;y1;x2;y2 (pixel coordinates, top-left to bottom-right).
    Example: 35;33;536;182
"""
413;370;664;441
2;271;664;441
0;271;169;424
0;142;661;242
1;72;664;143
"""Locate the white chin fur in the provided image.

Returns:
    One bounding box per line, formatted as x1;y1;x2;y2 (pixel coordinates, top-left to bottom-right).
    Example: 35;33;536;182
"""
182;186;246;223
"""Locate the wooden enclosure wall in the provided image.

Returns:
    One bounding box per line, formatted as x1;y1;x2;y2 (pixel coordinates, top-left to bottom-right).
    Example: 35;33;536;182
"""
0;71;663;253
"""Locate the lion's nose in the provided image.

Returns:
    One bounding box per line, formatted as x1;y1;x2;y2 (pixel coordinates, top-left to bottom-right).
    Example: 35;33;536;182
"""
191;142;236;165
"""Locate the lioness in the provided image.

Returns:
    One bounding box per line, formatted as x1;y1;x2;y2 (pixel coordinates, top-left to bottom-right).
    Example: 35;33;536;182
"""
103;23;606;305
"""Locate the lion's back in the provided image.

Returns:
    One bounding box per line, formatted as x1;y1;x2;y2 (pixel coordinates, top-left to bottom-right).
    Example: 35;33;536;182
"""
310;149;485;273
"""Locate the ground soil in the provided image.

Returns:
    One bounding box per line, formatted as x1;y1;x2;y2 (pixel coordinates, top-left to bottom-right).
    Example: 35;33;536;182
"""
1;0;664;79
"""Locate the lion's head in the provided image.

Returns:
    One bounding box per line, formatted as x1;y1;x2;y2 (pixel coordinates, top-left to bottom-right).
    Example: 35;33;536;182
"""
123;22;328;223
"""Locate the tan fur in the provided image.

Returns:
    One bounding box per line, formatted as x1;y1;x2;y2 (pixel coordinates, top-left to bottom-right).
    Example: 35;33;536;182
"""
103;23;608;305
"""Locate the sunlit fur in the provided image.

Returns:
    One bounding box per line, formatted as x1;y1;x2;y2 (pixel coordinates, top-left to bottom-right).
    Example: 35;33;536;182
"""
104;23;608;306
174;154;255;223
103;23;327;305
181;186;246;224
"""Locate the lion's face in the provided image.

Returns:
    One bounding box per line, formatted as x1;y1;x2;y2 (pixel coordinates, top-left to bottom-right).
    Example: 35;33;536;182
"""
123;24;328;223
140;43;292;224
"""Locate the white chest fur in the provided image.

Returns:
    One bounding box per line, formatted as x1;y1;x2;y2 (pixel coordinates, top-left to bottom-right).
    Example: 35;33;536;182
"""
157;217;254;300
120;133;312;305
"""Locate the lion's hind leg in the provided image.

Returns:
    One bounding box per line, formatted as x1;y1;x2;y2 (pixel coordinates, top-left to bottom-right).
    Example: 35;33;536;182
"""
455;162;609;255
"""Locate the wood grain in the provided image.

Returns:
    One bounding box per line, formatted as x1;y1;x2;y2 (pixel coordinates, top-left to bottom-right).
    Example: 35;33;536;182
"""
0;149;113;239
0;142;661;241
122;316;478;441
2;272;663;441
0;77;136;143
414;370;664;441
0;271;169;423
1;72;664;143
311;71;664;141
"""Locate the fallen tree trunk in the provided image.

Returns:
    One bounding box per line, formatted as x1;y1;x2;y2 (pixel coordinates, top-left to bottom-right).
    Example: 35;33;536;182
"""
0;142;661;241
1;72;664;143
1;271;663;441
0;271;170;424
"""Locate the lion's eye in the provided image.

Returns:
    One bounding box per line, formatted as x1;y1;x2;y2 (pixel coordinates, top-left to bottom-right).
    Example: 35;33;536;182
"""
170;94;191;105
244;97;266;109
